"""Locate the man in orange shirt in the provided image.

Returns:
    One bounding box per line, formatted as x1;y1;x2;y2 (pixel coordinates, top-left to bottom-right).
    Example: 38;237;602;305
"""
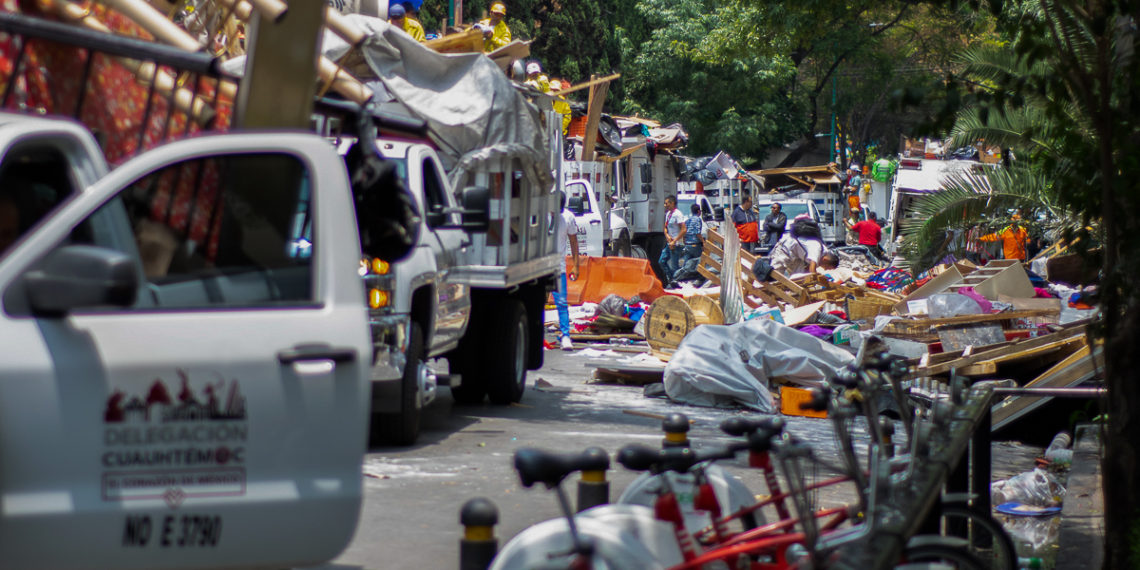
980;214;1030;261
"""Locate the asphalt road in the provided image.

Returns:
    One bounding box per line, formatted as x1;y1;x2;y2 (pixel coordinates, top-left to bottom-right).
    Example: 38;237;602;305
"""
318;345;1043;570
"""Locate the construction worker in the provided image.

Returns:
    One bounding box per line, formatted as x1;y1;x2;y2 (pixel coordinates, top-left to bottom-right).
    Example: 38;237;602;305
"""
388;4;425;42
478;2;511;52
980;213;1031;261
549;79;573;135
524;61;550;93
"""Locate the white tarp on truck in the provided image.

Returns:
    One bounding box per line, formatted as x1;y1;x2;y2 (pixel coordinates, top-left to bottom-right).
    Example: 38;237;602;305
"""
662;319;855;411
322;16;553;189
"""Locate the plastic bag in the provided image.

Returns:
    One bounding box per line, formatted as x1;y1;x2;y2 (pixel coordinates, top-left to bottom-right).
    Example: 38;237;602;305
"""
596;294;629;318
928;293;985;319
990;468;1066;508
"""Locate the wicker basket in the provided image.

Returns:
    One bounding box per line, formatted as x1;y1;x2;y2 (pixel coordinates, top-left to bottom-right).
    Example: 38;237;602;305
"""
846;296;895;321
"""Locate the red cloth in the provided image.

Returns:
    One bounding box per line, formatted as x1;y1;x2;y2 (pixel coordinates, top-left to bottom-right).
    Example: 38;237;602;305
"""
735;221;759;243
851;220;882;246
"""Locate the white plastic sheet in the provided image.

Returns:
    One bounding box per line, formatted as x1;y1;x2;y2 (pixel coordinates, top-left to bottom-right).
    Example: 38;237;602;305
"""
663;319;855;411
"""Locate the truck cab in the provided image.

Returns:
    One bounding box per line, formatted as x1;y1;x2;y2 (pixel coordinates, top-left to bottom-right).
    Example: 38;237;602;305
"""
565;178;631;257
0;114;372;568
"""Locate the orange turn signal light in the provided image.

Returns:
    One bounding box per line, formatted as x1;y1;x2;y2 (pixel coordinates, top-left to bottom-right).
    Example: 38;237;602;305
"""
369;288;390;309
371;258;390;275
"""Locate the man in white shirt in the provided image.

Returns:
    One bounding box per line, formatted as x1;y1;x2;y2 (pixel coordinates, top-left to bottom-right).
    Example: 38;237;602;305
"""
553;192;581;350
658;195;685;282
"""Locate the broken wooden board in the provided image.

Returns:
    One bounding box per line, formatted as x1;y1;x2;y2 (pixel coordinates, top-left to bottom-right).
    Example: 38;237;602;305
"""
992;343;1105;431
782;301;828;327
906;324;1088;380
593;365;665;385
955;335;1087;377
424;27;483;53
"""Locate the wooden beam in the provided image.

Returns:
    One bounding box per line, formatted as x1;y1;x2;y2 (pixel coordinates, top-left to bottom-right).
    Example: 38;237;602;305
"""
908;325;1090;379
580;74;610;161
555;73;621;96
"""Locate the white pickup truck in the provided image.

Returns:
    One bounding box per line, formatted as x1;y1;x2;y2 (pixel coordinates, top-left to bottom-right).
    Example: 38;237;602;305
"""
0;114;374;568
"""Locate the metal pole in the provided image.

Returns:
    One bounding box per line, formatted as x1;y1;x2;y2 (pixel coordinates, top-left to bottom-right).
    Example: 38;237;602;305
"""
829;73;836;164
970;394;993;548
449;0;455;27
993;387;1106;398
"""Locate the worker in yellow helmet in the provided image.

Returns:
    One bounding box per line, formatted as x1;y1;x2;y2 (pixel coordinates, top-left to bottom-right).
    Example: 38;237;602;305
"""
550;79;573;135
478;2;511;52
388;4;425;42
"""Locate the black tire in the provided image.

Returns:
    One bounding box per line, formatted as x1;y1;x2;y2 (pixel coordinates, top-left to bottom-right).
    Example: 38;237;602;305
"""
630;244;648;259
614;231;633;257
485;299;529;405
938;507;1018;570
448;339;486;405
903;536;988;569
525;287;545;371
373;322;423;446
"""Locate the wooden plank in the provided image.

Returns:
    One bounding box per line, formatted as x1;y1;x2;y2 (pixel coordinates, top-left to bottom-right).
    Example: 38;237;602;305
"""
553;72;622;96
706;230;724;247
581;75;610;161
957;336;1086;376
424;27;484;53
907;325;1089;379
992;344;1104;431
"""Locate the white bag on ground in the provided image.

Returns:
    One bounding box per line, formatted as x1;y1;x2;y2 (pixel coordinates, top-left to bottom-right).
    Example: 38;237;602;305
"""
663;319;855;411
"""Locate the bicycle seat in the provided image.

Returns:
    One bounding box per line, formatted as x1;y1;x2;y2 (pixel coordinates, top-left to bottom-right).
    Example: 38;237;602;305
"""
513;447;611;489
719;416;786;437
617;444;739;474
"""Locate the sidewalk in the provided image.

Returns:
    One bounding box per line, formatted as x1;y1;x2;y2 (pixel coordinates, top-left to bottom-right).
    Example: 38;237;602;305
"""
1055;424;1104;569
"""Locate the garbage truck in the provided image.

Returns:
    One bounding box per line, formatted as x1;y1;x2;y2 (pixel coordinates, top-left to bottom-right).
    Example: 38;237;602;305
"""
317;17;563;445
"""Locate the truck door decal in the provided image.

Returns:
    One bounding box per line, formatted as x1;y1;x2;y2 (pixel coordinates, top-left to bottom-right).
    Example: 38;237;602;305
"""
101;370;248;508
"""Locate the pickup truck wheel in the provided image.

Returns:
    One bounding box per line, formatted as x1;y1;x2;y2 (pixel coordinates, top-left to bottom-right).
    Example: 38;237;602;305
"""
486;299;528;405
630;244;648;259
373;322;423;446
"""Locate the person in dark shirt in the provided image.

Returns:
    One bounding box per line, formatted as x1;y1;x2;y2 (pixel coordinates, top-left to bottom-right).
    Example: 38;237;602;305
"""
731;195;759;253
762;202;787;248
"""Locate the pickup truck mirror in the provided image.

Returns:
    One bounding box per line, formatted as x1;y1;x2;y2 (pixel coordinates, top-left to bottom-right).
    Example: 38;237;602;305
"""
640;183;651;196
24;245;138;316
459;186;491;232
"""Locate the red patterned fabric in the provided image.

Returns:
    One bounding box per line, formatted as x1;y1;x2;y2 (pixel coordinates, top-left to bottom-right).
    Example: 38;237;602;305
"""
0;3;234;260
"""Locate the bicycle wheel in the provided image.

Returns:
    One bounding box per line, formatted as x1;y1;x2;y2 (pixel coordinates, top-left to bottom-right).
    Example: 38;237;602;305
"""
902;536;988;570
938;507;1018;570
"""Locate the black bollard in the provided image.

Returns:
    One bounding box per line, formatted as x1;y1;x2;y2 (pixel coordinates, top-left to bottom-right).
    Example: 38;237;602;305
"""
662;413;691;448
576;446;611;512
459;497;499;570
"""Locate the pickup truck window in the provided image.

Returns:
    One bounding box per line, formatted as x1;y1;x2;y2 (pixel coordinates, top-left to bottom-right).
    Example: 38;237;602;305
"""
86;153;315;309
422;158;453;226
0;145;77;256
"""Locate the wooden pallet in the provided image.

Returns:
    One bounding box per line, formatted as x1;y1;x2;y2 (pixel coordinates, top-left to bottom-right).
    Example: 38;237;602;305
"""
697;230;808;308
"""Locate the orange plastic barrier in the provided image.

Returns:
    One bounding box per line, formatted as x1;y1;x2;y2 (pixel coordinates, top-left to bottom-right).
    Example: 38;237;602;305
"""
553;256;666;306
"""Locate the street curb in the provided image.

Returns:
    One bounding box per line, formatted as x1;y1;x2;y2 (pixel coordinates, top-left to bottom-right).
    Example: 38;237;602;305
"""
1055;423;1103;570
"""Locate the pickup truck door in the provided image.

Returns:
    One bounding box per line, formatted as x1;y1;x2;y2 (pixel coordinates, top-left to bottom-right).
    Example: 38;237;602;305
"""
0;134;370;569
418;153;470;352
566;180;601;257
